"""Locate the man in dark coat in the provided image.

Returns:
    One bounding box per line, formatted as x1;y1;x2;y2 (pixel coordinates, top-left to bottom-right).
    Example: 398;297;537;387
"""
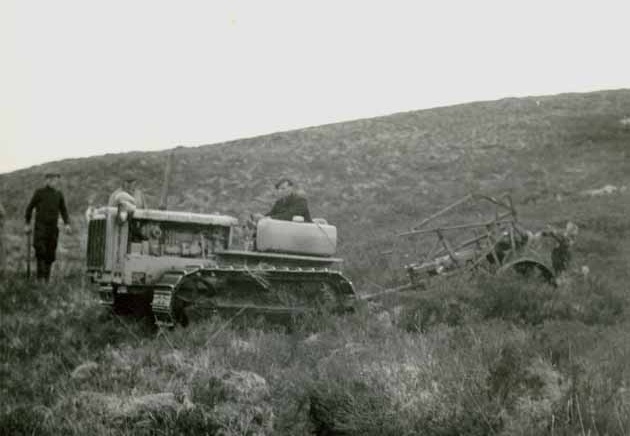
24;172;72;282
266;178;312;222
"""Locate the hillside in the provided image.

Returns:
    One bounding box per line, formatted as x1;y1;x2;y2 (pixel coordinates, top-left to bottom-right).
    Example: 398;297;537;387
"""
2;89;630;286
3;89;630;435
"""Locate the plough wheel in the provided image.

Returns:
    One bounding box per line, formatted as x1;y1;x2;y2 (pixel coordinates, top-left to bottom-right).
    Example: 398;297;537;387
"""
499;259;555;284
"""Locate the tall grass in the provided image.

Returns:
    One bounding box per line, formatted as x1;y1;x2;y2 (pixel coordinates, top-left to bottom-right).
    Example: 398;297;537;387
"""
1;264;628;435
2;193;629;434
2;89;630;433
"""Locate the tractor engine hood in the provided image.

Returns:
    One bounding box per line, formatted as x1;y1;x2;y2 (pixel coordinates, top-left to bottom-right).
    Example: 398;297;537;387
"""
93;206;238;227
132;209;239;226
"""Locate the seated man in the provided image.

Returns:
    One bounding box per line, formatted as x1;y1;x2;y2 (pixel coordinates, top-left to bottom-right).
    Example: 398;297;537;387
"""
264;177;312;222
247;178;311;250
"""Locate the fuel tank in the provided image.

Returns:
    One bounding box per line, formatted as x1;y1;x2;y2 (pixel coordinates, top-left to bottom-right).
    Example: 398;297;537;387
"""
256;217;337;257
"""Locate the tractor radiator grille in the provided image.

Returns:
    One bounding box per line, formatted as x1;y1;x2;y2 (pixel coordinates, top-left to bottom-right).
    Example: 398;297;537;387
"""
87;219;107;269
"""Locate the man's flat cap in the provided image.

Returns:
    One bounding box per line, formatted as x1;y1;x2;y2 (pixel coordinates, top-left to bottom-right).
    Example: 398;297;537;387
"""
121;171;137;182
44;172;61;178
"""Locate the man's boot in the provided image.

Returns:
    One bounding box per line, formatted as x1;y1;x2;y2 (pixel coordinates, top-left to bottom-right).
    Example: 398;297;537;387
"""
36;258;53;283
36;258;46;282
43;261;53;282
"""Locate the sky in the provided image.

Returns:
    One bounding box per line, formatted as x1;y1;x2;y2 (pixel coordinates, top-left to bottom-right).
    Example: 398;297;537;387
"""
1;0;629;174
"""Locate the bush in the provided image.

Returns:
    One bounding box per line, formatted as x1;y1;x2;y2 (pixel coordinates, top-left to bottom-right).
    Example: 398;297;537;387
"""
0;405;53;436
573;276;626;325
399;271;627;331
473;272;559;325
399;297;476;332
535;321;630;435
308;379;403;436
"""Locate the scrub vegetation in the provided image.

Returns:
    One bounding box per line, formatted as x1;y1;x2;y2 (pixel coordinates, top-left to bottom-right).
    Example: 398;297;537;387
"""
1;89;630;434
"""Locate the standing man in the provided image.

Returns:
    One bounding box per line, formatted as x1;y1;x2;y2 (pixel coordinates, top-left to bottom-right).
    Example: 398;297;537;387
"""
24;172;72;282
108;172;147;209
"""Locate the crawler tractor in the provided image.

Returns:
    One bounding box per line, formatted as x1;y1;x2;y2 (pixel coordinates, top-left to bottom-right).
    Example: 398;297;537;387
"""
86;207;356;326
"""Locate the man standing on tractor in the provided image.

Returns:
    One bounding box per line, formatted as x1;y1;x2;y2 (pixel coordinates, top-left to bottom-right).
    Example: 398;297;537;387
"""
24;172;72;282
108;172;148;210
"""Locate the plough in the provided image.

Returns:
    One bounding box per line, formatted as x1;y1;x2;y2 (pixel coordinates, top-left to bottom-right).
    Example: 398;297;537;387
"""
361;193;573;300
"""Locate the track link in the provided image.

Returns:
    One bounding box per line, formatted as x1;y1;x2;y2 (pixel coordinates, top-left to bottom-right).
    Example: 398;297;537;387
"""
97;284;115;310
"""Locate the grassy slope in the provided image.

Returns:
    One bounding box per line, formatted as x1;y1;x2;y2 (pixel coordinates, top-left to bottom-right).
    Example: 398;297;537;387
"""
2;85;630;297
3;90;629;219
2;89;630;435
2;90;630;282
